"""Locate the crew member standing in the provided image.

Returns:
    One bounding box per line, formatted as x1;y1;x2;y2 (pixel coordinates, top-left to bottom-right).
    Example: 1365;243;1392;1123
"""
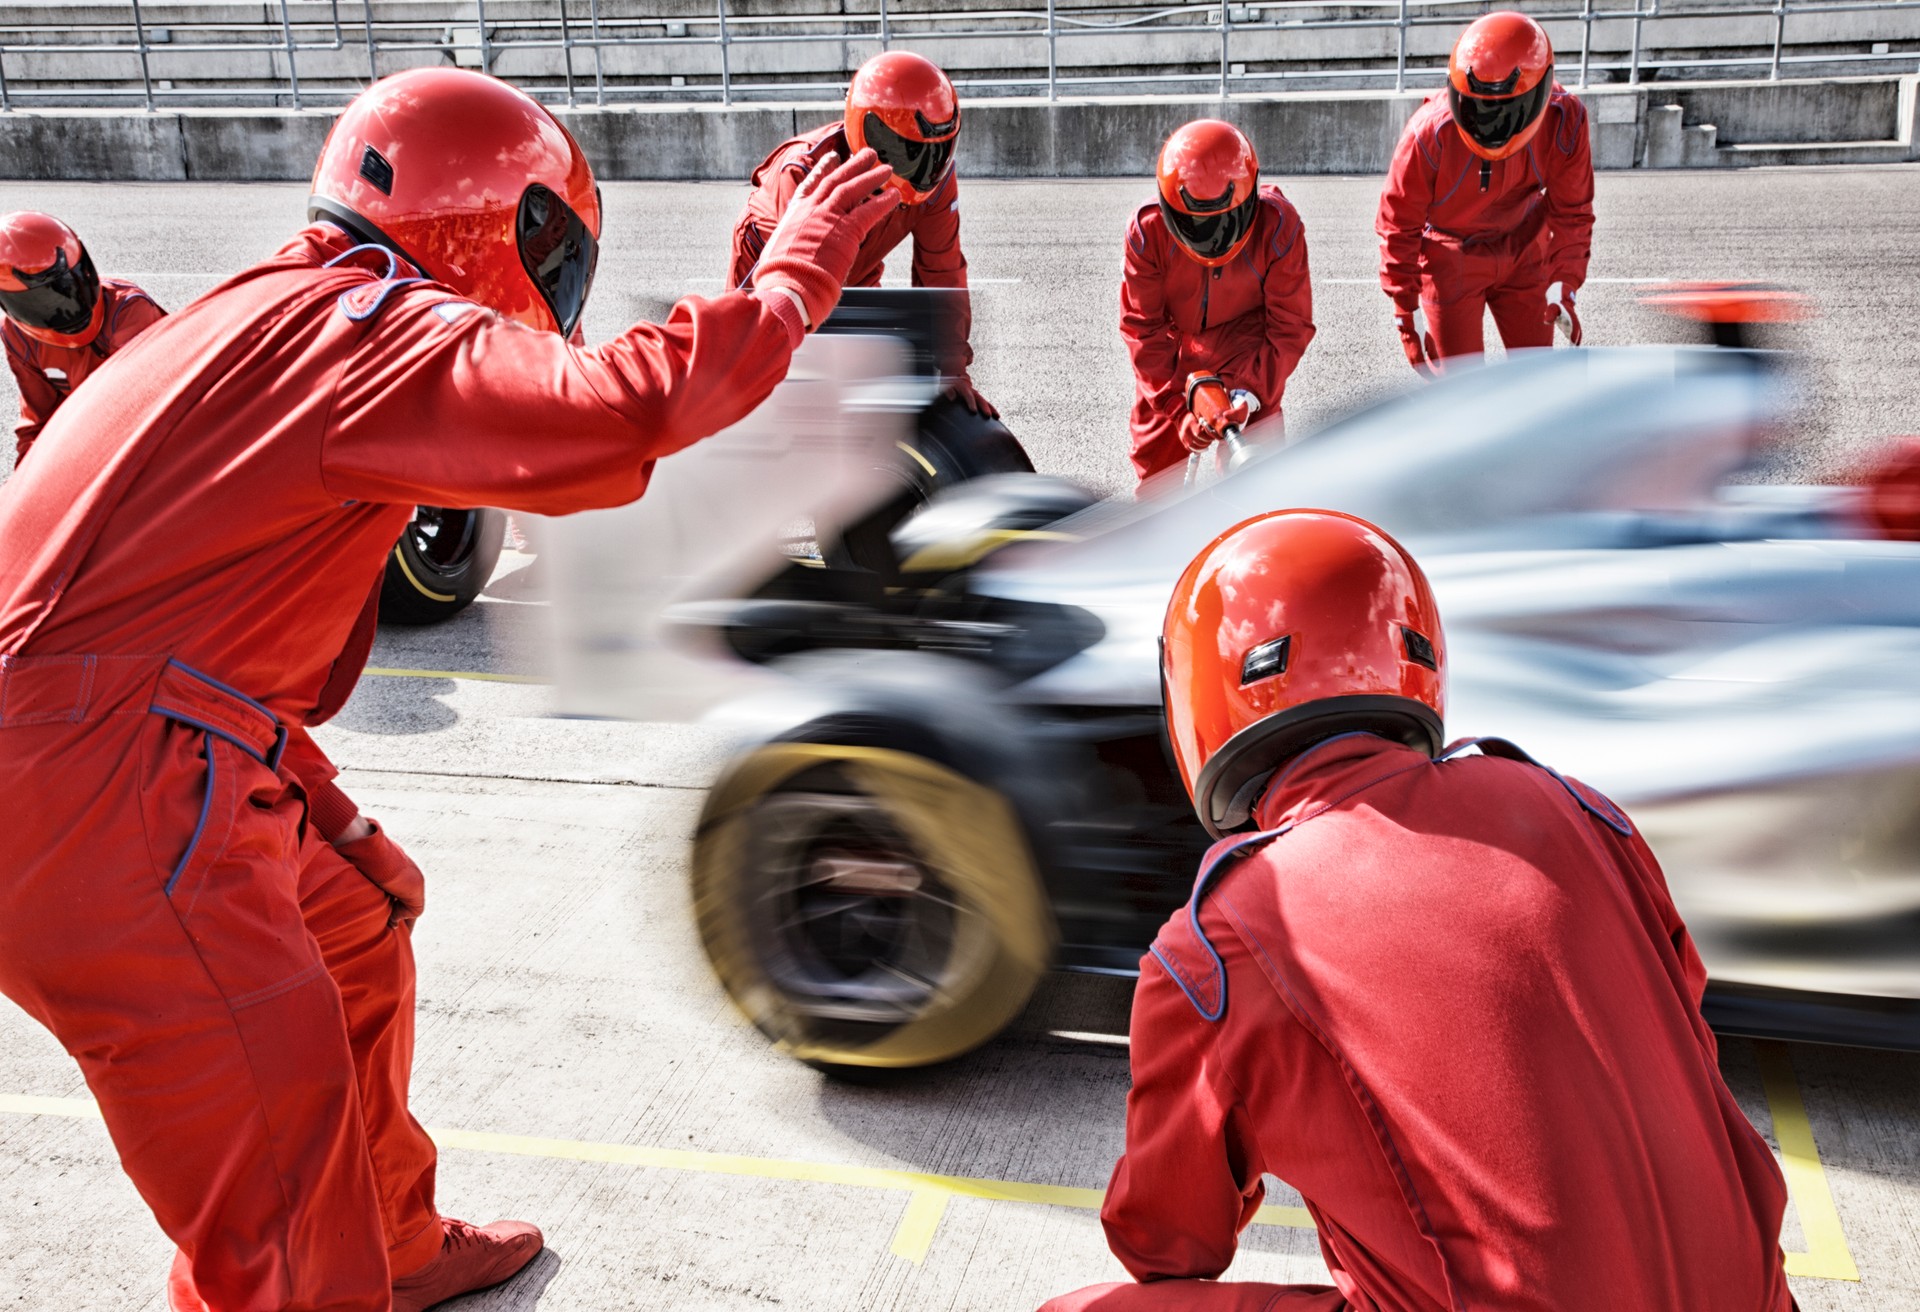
0;67;894;1312
730;50;994;416
1377;12;1593;373
1121;120;1314;486
1039;510;1794;1312
0;211;164;466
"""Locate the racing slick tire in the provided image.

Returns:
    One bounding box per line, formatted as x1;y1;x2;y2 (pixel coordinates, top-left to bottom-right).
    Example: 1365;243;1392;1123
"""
380;506;506;625
894;393;1034;503
692;662;1056;1071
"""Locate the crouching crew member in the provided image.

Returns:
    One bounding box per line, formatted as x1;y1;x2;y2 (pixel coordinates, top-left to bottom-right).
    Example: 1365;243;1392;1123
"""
0;211;164;467
0;67;893;1312
1377;12;1593;373
1040;509;1794;1312
1121;120;1313;486
730;51;993;417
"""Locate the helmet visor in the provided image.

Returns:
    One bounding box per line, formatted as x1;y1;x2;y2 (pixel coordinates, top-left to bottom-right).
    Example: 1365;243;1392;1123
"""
862;112;956;197
517;183;599;337
1448;79;1551;154
1158;192;1258;263
0;248;98;336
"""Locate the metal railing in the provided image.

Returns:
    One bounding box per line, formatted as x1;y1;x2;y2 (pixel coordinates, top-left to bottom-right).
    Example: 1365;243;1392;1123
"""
0;0;1915;110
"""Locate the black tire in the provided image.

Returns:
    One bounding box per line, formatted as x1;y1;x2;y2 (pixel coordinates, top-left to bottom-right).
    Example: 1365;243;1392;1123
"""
893;394;1034;503
379;506;507;625
692;680;1055;1070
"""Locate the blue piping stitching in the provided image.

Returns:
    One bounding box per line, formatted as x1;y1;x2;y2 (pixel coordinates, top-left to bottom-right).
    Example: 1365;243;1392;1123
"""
1152;826;1289;1022
1439;735;1633;835
322;242;404;278
166;659;274;720
1159;733;1445;1024
150;707;273;768
166;731;216;896
322;242;426;321
339;277;426;322
1434;159;1474;208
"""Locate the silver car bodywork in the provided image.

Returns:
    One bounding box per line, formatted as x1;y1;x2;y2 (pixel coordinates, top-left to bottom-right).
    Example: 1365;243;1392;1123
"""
975;346;1920;1021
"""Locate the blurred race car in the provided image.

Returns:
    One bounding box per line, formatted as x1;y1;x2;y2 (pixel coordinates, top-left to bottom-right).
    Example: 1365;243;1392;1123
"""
648;336;1920;1071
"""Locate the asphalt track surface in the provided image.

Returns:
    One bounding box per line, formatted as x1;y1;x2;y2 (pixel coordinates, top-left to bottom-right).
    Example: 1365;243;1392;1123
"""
2;170;1920;1310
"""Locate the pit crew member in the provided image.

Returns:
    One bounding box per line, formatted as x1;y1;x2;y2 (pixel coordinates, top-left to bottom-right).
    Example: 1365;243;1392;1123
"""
729;50;994;416
1040;509;1793;1311
0;210;164;466
1121;120;1314;485
1377;11;1594;373
0;67;893;1312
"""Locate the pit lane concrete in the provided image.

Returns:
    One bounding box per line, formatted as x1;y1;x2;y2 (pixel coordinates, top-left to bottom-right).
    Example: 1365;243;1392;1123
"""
3;169;1920;1309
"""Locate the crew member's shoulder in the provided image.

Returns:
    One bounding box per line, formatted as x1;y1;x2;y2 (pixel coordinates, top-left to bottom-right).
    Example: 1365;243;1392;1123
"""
1126;200;1168;255
1548;84;1589;120
751;121;846;187
1543;85;1591;154
1256;183;1302;225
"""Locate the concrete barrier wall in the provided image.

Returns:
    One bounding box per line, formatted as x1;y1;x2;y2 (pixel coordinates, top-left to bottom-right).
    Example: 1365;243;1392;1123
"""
0;75;1911;181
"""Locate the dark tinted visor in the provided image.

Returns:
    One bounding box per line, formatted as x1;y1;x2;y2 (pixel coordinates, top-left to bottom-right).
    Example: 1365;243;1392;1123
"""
1447;78;1551;152
1158;192;1258;262
862;113;956;196
517;183;599;337
0;247;98;335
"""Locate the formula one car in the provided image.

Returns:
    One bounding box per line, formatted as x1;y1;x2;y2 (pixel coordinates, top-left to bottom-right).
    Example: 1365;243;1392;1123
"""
658;336;1920;1071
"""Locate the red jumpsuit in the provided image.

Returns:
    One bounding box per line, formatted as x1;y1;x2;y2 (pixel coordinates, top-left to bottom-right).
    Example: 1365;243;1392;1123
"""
729;121;974;376
1376;90;1593;363
1043;734;1793;1312
0;224;805;1311
1121;187;1315;484
3;276;164;463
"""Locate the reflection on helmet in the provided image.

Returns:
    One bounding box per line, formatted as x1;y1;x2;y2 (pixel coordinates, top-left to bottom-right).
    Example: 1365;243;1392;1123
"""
516;184;599;339
844;52;961;203
307;68;602;335
1162;509;1447;835
1446;11;1555;162
0;211;105;348
1447;79;1552;155
860;113;957;198
0;248;99;338
1156;120;1260;267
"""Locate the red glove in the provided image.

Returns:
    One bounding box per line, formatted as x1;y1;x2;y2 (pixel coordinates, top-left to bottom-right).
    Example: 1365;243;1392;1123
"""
1395;303;1435;376
1178;413;1215;454
945;374;998;418
753;147;898;330
335;820;426;928
1546;282;1583;346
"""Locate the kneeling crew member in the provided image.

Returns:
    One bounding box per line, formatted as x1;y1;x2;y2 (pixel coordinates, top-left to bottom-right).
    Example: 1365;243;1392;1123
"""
0;211;164;467
1377;11;1593;373
729;50;994;416
1121;120;1313;486
1040;509;1794;1312
0;67;894;1312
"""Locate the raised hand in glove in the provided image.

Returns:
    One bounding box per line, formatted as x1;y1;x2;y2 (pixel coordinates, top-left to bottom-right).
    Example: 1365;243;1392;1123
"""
753;147;898;331
334;819;426;929
944;374;999;419
1545;281;1583;346
1395;303;1436;376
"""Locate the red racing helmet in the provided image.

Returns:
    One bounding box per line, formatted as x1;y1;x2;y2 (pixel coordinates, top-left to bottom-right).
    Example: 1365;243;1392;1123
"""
1162;509;1447;835
844;52;960;204
308;67;601;336
0;211;104;348
1447;12;1555;162
1156;119;1260;268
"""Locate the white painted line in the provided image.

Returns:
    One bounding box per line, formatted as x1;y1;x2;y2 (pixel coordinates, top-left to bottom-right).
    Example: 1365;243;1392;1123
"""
1323;276;1678;286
